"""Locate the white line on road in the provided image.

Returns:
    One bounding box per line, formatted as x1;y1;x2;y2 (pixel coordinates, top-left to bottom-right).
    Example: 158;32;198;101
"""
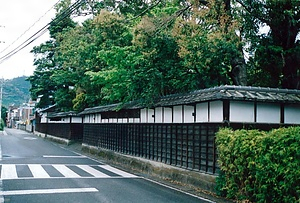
52;165;81;178
1;165;18;180
0;188;98;196
43;155;86;158
144;178;216;203
77;165;110;178
28;164;50;178
23;137;37;140
99;165;137;178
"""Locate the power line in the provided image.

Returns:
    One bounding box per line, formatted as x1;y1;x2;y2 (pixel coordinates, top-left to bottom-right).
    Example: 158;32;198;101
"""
0;0;86;64
0;0;61;55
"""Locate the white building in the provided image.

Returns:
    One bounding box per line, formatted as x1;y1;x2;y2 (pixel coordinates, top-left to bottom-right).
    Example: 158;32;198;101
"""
79;86;300;125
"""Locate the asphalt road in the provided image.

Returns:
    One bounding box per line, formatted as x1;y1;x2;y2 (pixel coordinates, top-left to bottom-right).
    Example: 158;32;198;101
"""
0;128;215;203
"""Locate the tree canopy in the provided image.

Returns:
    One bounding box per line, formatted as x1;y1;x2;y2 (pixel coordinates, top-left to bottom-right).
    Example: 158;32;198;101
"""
29;0;300;111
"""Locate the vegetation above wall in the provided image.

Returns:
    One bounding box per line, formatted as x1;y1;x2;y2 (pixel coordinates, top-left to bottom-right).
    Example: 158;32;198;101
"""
216;127;300;203
27;0;300;112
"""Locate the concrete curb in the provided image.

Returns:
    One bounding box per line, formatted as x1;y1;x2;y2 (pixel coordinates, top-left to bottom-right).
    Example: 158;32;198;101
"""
34;132;71;145
82;143;217;193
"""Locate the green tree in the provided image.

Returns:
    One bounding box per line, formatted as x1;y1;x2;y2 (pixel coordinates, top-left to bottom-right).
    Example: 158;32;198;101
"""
238;0;300;89
29;0;300;113
28;41;56;108
29;1;78;110
172;0;247;86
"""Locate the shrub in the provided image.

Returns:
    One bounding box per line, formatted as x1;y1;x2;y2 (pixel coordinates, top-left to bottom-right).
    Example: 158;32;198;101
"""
216;127;300;203
0;119;4;131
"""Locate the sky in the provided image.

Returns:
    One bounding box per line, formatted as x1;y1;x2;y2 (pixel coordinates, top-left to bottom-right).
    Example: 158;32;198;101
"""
0;0;59;79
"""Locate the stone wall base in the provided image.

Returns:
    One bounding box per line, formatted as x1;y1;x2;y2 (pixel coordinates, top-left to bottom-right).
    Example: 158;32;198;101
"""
34;131;71;145
82;143;216;193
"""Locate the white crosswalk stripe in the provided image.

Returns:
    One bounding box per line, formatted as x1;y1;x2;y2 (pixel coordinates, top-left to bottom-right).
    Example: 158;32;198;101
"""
99;165;137;178
0;164;137;180
28;164;50;178
53;165;81;178
77;165;110;178
1;164;17;179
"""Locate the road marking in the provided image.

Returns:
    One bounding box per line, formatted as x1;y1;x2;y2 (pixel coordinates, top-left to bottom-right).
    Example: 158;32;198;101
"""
1;165;17;180
52;165;81;178
28;164;50;178
0;188;98;196
43;155;86;158
99;165;137;178
77;165;110;178
23;137;37;140
0;164;139;180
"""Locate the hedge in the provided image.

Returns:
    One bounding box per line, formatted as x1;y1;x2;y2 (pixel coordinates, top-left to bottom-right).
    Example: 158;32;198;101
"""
216;127;300;203
0;119;4;131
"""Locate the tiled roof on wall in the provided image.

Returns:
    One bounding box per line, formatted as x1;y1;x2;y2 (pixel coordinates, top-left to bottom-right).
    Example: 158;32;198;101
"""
47;111;78;118
79;85;300;115
156;85;300;107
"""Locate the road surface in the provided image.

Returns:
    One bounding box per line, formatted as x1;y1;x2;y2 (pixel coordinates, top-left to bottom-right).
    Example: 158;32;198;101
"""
0;128;215;203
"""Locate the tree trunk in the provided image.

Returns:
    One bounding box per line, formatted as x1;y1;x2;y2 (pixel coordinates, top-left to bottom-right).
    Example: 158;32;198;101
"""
282;51;300;89
230;57;247;86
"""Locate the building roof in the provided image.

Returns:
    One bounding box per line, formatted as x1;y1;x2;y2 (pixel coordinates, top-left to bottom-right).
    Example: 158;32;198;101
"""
47;111;78;118
78;102;141;115
37;104;57;113
157;85;300;107
79;85;300;115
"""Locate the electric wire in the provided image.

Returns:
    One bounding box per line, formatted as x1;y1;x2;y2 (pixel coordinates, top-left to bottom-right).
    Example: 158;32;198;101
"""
0;0;86;64
0;0;61;55
0;0;188;64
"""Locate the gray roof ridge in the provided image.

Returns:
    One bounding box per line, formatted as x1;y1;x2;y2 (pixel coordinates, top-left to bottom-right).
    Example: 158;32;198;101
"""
79;85;300;115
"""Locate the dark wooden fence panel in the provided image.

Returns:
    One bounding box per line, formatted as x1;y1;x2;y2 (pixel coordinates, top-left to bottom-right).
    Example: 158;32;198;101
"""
35;121;294;174
36;123;83;140
83;123;221;174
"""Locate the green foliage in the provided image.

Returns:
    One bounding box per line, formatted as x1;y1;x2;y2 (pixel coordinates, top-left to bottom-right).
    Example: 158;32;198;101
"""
3;76;30;107
216;127;300;202
29;0;300;111
0;118;4;131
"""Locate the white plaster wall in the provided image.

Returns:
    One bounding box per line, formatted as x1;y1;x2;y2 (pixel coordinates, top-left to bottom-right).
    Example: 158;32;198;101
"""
48;120;62;123
164;107;172;123
209;101;223;122
284;104;300;124
147;109;155;123
71;117;82;123
196;102;208;122
141;108;154;123
184;105;194;123
230;101;254;122
64;117;70;123
155;107;163;123
110;118;118;123
173;105;182;123
95;114;101;123
41;114;47;123
257;103;280;123
83;115;88;123
140;108;147;123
